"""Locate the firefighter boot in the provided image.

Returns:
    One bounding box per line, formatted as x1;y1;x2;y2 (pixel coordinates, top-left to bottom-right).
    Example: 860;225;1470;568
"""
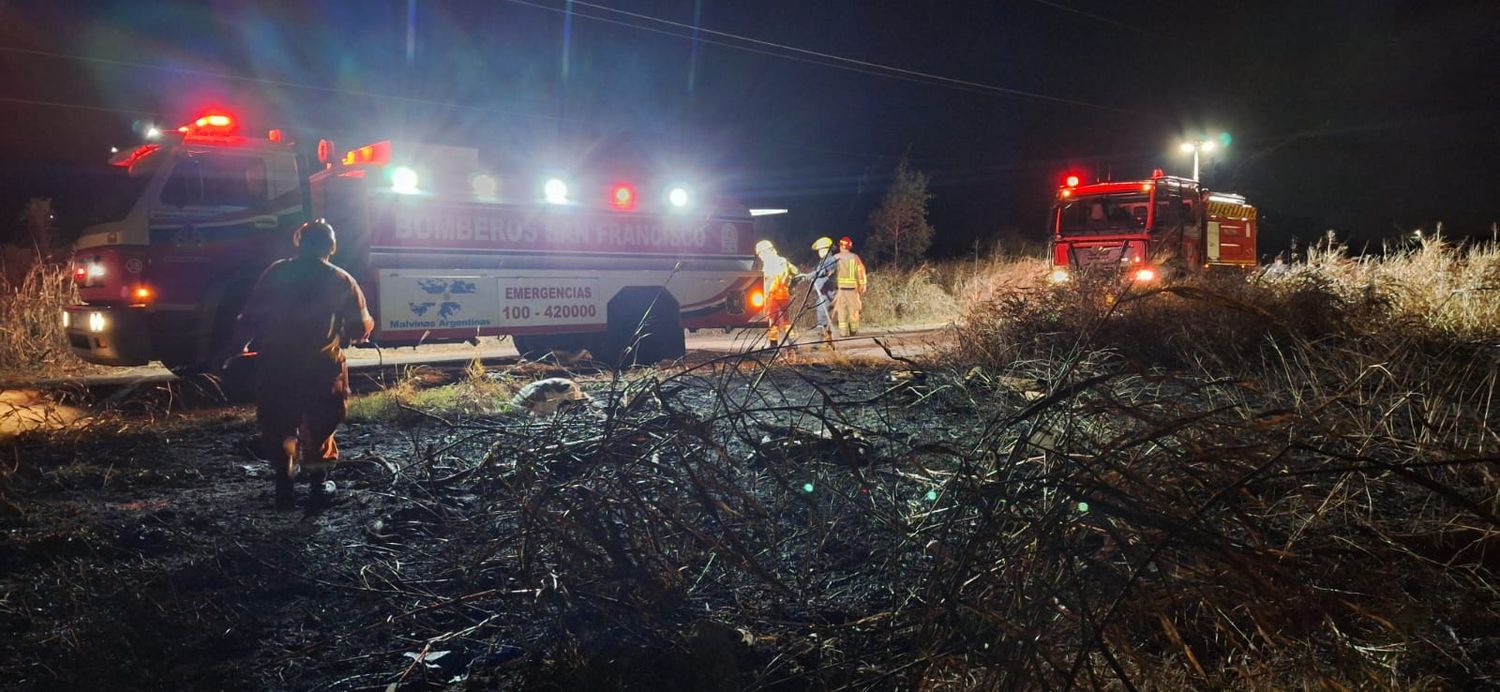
274;476;294;510
270;436;297;510
308;471;340;509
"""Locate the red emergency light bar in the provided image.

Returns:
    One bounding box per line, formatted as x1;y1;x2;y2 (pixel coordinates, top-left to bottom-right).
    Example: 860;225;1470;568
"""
176;110;237;137
1064;174;1081;188
342;140;392;167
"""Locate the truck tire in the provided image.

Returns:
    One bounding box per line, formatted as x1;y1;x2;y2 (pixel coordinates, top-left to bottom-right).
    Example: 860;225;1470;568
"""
592;286;684;368
512;334;544;360
513;333;595;362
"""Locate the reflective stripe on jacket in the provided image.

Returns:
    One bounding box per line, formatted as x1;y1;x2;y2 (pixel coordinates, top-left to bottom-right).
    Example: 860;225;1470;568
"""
834;251;866;290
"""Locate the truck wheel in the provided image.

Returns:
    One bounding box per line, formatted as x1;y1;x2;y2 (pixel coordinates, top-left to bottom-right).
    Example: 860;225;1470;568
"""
515;333;597;362
513;335;545;360
593;287;684;368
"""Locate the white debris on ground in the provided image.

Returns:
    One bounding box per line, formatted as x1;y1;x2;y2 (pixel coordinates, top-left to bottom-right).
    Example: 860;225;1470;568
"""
509;378;592;416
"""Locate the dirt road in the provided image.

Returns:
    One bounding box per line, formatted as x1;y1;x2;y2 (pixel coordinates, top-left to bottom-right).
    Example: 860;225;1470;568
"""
29;324;948;388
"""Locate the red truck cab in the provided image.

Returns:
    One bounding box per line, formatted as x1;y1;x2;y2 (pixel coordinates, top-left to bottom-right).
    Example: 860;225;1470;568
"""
1048;170;1257;283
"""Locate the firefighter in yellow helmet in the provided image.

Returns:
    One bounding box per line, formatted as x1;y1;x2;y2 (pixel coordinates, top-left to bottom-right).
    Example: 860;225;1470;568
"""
805;236;838;345
754;239;798;347
832;236;867;336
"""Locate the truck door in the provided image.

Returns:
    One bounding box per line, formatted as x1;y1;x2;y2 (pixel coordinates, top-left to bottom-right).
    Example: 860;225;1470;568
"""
148;150;297;363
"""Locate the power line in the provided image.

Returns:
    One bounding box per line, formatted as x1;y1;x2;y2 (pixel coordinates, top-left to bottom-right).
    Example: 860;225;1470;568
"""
0;44;571;124
0;95;157;118
1025;0;1147;33
502;0;1143;115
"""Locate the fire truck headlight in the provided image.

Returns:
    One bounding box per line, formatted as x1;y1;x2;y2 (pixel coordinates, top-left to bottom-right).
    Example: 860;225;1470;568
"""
86;262;106;280
62;311;70;329
1133;268;1158;282
1047;268;1071;284
391;166;420;194
668;186;690;209
88;312;107;334
543;178;569;205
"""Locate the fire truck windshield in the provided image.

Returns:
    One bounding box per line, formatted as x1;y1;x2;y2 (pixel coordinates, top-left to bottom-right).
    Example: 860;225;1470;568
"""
160;153;268;209
1057;192;1150;236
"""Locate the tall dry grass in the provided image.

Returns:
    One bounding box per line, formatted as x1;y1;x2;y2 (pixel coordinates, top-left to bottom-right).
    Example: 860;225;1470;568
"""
0;247;81;379
787;256;1048;332
930;235;1500;686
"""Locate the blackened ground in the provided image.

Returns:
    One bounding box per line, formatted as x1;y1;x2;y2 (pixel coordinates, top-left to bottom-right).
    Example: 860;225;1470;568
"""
2;348;1498;691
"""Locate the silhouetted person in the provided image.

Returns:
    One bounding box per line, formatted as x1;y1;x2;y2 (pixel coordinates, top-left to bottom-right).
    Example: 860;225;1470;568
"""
229;220;373;509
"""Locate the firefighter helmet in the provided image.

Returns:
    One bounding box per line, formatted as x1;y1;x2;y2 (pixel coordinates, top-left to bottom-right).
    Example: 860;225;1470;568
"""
755;239;775;254
811;236;834;251
838;236;853;249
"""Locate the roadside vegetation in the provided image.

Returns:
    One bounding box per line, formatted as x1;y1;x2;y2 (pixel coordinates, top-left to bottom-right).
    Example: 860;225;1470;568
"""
0;245;82;381
346;359;522;423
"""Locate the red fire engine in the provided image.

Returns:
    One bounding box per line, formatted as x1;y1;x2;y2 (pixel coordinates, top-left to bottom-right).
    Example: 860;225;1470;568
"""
62;109;765;370
1048;169;1257;283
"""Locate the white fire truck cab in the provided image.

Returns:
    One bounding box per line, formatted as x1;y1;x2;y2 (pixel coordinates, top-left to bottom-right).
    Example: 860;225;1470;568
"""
62;109;765;371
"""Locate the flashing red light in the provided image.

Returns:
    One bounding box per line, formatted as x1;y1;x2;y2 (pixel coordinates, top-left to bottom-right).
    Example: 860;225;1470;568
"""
1064;175;1081;188
177;110;237;137
341;140;392;167
267;129;283;143
609;184;637;211
73;266;87;282
317;139;337;165
110;144;160;168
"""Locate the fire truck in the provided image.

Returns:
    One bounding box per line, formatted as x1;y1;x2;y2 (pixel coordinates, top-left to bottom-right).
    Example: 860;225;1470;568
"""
1047;169;1257;283
62;109;766;372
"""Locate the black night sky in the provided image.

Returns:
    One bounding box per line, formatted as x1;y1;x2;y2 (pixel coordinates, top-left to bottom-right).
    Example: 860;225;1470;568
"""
2;0;1498;257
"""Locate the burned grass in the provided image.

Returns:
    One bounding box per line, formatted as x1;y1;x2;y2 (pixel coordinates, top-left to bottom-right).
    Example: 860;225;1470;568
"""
1;241;1498;689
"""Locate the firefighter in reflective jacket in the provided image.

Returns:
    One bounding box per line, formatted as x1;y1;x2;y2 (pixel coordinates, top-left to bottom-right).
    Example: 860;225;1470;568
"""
229;220;374;509
805;236;839;345
755;239;798;346
832;236;867;336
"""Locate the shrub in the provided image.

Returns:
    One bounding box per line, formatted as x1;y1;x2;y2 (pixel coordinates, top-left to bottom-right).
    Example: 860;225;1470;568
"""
0;248;81;378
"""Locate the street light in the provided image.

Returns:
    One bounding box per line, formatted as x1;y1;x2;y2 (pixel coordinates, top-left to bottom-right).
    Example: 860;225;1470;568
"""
1176;132;1224;180
1182;137;1218;179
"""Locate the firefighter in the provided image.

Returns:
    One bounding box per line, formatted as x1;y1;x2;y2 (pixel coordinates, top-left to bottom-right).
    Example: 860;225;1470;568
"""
803;236;839;346
227;220;374;509
754;239;798;347
832;236;867;336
